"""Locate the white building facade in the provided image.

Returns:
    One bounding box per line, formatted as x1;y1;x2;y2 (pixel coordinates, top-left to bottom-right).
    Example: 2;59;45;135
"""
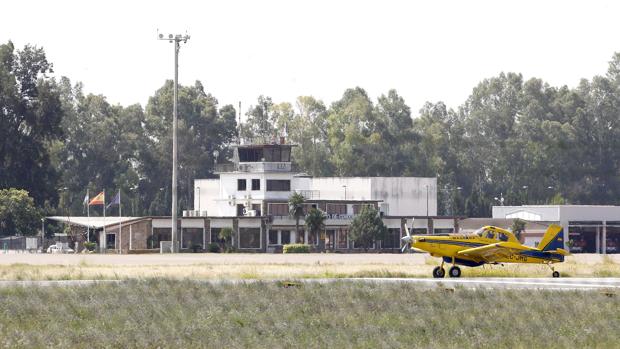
188;142;454;252
492;205;620;254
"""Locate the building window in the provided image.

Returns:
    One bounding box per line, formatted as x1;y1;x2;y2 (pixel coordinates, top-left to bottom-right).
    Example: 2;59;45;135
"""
210;228;222;243
268;230;278;245
237;179;246;191
281;148;291;162
252;179;260;190
182;228;203;249
252;204;261;216
150;228;171;249
238;148;263;162
307;231;318;245
237;204;245;216
281;230;291;245
327;204;347;215
382;228;401;249
239;228;260;249
268;203;288;216
266;180;290;191
353;204;374;214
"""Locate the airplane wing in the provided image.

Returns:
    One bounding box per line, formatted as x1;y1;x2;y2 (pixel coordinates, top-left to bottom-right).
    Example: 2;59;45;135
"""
457;242;531;263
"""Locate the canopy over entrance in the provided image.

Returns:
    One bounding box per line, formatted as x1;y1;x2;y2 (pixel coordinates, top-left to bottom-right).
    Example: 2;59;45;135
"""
46;216;143;229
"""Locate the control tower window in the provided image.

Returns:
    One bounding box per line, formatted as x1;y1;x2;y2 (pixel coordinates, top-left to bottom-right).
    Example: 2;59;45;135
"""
281;148;290;162
238;148;263;162
264;148;276;162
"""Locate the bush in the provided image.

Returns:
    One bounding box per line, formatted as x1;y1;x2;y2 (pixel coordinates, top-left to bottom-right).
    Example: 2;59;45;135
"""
207;243;220;253
283;244;311;253
191;244;202;253
83;242;96;252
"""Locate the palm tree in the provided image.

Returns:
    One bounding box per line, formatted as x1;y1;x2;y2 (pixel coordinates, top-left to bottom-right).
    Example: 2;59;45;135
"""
305;208;326;251
288;192;306;242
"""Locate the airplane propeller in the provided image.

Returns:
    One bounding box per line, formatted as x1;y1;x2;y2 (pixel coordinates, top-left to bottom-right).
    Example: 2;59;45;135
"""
401;218;413;252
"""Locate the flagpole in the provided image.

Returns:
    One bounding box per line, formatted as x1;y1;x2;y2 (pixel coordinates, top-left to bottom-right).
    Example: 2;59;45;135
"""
87;189;90;242
103;190;106;252
119;189;122;254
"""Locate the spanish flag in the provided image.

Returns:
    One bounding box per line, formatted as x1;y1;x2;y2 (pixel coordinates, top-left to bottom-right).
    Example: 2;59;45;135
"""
89;191;105;206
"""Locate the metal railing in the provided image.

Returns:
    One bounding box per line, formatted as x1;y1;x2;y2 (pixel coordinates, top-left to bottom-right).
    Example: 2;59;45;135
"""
215;162;299;173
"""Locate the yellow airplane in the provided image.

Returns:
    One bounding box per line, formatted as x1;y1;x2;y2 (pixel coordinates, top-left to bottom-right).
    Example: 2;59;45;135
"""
401;222;569;278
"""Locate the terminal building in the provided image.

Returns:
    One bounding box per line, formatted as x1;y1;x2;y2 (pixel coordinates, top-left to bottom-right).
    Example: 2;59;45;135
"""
48;141;459;253
45;142;620;254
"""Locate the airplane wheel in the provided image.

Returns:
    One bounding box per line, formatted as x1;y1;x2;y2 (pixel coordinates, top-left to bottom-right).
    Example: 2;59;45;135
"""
552;271;560;278
432;266;445;278
449;266;461;278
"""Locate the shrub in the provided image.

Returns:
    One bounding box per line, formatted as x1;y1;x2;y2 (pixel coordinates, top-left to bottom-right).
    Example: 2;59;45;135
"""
207;243;220;253
283;244;311;253
191;244;202;253
83;242;96;252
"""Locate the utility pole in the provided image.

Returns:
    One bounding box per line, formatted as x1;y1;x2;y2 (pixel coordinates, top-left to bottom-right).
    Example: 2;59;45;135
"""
159;32;190;252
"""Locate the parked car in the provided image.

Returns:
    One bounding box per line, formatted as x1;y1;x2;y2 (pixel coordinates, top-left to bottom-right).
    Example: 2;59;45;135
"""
46;244;74;254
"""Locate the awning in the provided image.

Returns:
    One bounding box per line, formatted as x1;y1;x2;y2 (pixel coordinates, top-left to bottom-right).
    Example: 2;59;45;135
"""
46;216;144;229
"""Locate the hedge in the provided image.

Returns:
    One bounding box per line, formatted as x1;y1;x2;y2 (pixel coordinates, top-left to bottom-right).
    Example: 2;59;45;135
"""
283;244;311;253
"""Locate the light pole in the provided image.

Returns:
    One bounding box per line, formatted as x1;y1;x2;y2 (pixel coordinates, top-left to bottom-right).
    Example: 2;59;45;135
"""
425;185;429;217
522;185;528;205
41;218;45;252
159;32;190;253
494;193;505;206
196;187;201;214
130;185;138;216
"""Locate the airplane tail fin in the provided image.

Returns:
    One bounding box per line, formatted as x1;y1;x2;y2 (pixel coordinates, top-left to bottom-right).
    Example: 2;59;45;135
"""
538;224;565;252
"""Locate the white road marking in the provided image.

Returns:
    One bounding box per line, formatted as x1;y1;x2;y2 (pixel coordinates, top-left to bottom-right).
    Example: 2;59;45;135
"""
1;277;619;290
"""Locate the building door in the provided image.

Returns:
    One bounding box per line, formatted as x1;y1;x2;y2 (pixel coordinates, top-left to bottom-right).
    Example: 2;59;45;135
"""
325;229;335;250
106;233;116;250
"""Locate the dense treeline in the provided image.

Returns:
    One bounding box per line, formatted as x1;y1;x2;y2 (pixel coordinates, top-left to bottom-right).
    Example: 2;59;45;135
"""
2;40;620;222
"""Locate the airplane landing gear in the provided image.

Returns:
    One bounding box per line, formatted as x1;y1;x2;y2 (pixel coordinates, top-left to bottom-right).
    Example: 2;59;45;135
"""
432;266;445;278
547;262;560;278
449;266;461;278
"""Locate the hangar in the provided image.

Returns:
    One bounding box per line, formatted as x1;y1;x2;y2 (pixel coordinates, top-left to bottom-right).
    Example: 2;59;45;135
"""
492;205;620;254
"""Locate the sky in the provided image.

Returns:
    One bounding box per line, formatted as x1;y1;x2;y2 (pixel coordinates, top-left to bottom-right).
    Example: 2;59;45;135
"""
2;0;620;118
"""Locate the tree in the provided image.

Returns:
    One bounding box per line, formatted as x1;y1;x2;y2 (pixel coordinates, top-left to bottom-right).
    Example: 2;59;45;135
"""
240;95;276;142
348;205;387;251
288;96;333;176
0;41;65;206
305;208;326;250
143;80;237;215
288;192;305;241
0;188;41;237
510;218;526;242
218;227;234;252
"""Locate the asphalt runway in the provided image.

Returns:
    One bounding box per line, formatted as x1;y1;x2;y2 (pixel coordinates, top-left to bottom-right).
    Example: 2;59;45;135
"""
1;277;619;291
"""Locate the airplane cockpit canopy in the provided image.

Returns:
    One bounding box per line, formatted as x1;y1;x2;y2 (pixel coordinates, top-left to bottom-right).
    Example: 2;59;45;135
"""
472;227;511;242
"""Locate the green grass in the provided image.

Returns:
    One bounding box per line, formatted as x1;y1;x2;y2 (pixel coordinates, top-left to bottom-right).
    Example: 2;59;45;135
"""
0;280;619;348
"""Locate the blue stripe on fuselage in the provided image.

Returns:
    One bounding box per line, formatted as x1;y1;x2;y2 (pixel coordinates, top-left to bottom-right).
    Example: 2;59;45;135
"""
519;250;564;262
421;239;486;248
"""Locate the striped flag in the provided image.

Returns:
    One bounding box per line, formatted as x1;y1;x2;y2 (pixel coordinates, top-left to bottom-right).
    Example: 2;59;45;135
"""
89;192;105;206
